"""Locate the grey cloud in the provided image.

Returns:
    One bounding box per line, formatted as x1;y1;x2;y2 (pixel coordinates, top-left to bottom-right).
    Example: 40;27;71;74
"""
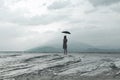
47;0;70;10
68;25;120;48
110;3;120;13
20;14;69;25
0;25;46;51
0;9;69;25
68;19;82;24
0;0;70;26
0;0;4;8
112;8;120;12
0;0;120;50
0;8;26;23
12;14;69;25
89;0;120;7
0;25;26;39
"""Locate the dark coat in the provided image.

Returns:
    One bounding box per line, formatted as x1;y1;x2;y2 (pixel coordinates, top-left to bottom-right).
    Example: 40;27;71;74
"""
63;38;67;49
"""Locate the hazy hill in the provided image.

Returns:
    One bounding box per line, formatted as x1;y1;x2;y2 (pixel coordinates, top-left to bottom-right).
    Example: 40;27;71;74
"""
28;42;98;53
27;41;120;53
28;46;61;53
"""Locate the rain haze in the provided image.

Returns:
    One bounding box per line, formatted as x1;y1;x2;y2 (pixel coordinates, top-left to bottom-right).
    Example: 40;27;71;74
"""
0;0;120;51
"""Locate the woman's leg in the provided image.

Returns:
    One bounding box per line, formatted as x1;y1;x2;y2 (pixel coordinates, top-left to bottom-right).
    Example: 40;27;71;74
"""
65;49;67;55
64;49;65;55
64;49;67;55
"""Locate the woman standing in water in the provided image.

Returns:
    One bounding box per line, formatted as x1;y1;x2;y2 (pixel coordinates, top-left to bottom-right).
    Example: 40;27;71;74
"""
63;35;68;55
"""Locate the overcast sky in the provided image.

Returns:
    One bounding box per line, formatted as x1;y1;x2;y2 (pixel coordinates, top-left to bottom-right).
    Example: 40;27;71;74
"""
0;0;120;51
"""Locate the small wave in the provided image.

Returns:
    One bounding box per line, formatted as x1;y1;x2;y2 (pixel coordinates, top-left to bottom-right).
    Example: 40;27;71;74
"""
22;55;50;63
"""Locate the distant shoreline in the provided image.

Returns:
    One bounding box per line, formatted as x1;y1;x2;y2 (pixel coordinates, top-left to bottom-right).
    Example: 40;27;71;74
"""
0;51;120;54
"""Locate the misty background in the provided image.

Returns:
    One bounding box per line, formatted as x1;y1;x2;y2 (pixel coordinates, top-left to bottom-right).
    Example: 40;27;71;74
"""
0;0;120;51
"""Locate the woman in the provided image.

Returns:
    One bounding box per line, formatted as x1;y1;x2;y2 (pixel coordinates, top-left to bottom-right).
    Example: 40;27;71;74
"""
63;35;68;55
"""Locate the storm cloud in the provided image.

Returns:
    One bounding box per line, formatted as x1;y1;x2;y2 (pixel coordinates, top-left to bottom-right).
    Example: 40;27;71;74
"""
89;0;120;7
0;0;120;50
47;0;70;10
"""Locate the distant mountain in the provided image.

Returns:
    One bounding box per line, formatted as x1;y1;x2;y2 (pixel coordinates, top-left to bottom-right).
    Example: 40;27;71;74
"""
27;42;120;53
80;48;120;53
68;42;95;52
28;46;61;53
28;42;98;53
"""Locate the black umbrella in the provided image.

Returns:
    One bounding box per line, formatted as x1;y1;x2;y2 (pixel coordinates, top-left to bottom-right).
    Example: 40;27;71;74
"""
62;31;71;34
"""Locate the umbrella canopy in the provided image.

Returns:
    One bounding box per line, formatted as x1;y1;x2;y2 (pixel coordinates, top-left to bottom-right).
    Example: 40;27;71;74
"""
62;31;71;34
